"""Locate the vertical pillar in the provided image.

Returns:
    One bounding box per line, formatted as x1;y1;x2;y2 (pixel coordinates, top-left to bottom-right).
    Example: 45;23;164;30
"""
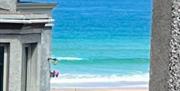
39;26;52;91
150;0;171;91
8;40;23;91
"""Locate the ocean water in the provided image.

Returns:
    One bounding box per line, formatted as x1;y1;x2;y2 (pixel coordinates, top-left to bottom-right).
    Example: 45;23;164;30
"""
51;0;152;88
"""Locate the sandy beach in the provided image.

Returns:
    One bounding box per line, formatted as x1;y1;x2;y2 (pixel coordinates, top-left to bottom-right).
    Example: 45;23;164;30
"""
51;88;148;91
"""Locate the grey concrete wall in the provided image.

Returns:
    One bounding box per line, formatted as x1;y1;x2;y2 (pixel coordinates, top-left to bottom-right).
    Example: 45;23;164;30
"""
8;39;23;91
0;0;16;12
0;34;41;91
0;23;51;91
0;2;54;91
150;0;172;91
39;27;52;91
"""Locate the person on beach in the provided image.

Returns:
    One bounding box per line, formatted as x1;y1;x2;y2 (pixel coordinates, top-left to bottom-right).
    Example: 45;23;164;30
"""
56;71;59;77
50;71;54;77
50;70;60;78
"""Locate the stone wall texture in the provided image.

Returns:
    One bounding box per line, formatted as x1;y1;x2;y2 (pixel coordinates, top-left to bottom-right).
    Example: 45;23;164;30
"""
168;0;180;91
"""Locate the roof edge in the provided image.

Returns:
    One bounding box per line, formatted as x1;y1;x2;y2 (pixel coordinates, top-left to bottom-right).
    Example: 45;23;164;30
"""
0;18;54;24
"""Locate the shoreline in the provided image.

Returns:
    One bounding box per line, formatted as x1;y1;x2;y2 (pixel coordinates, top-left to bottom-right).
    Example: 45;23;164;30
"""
51;88;148;91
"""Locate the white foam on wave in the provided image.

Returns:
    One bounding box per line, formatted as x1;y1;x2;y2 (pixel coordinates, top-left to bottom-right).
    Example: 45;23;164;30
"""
51;73;149;83
56;57;83;61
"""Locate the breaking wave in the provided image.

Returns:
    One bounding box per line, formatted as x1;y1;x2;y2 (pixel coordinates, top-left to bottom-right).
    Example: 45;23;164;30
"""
51;73;149;88
56;57;83;61
51;73;149;83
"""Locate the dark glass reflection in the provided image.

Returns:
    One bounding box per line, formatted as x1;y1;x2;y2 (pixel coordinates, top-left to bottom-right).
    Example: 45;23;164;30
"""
0;47;4;91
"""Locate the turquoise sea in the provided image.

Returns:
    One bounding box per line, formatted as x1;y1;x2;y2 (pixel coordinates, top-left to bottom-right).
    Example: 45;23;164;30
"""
50;0;152;88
